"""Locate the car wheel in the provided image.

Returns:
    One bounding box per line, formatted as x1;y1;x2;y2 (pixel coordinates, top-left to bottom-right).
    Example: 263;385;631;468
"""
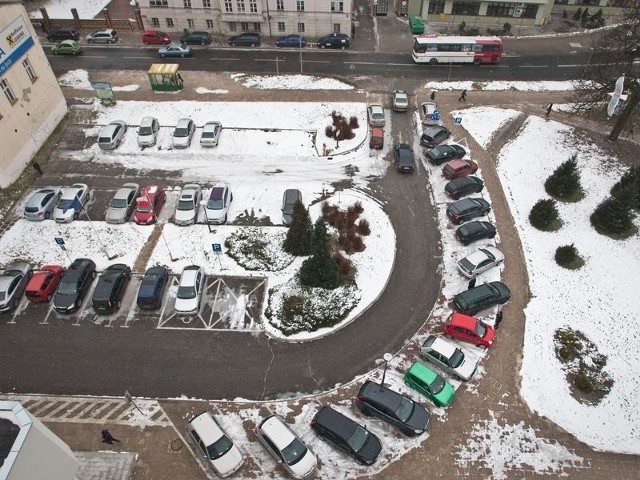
445;333;453;339
73;212;79;220
53;50;58;55
91;271;97;279
116;300;122;309
201;40;206;45
13;299;19;309
180;53;185;57
320;44;326;49
88;39;94;44
452;194;460;200
45;211;51;219
341;45;346;50
479;344;487;350
73;51;77;55
160;53;166;58
489;232;496;239
143;40;149;45
46;294;52;302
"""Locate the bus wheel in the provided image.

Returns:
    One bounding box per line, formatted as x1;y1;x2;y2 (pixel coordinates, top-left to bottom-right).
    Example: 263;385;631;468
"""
429;58;438;65
473;58;482;65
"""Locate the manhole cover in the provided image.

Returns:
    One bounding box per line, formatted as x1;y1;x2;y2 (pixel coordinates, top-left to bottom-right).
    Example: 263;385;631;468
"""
170;439;183;452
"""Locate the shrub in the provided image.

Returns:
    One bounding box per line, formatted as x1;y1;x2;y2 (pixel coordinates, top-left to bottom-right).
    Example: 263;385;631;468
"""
563;9;568;18
590;197;635;238
572;372;594;392
611;166;640;211
299;218;340;289
357;219;371;236
324;126;333;137
459;21;466;32
334;252;355;283
573;7;582;22
529;199;562;231
544;154;584;202
555;244;584;270
502;23;511;34
349;116;359;129
326;111;357;141
283;201;313;256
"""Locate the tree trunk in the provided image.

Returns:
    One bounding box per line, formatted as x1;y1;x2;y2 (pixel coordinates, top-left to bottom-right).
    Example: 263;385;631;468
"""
608;85;640;142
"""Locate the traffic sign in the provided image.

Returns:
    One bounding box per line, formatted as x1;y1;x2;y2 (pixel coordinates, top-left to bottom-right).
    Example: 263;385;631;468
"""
54;237;65;245
212;243;222;253
454;117;463;124
431;110;440;121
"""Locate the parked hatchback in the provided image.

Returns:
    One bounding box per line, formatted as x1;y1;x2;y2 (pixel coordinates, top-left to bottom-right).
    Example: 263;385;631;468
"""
228;32;261;47
136;266;169;310
92;264;131;314
137;116;160;147
205;184;232;224
445;176;484;200
311;406;381;465
46;28;79;42
180;31;212;45
52;40;82;55
25;265;65;303
452;281;511;315
174;184;202;226
446;198;491;225
420;125;451;147
404;361;455;407
455;220;497;246
52;258;96;313
86;29;118;44
24;187;61;221
53;183;89;223
392;90;409;112
425;145;466;166
443;159;478;179
355;380;430;436
276;34;306;48
394;143;415;173
457;247;505;278
134;184;166;224
142;29;171;45
317;33;350;49
282;189;302;226
254;415;317;480
0;263;32;313
172;118;196;148
444;312;495;349
420;335;478;381
105;183;140;224
419;101;439;126
98;120;127;150
367;104;385;127
175;265;205;315
369;127;384;149
200;121;222;147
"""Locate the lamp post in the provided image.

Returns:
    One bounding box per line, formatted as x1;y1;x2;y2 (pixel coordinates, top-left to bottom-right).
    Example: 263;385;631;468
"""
380;352;393;385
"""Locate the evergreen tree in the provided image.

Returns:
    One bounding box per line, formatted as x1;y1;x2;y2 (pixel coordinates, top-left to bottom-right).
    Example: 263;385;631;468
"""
299;218;339;289
581;8;590;26
544;154;584;201
590;197;635;236
573;7;582;22
611;165;640;211
283;201;313;256
529;199;561;231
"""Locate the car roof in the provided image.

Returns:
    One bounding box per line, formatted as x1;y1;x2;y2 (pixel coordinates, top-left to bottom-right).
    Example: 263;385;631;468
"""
115;184;138;197
180;265;201;284
140;116;157;125
426;335;457;358
314;407;356;438
203;121;221;131
369;104;384;112
190;412;224;445
182;184;200;193
451;312;478;329
359;380;403;408
176;118;192;126
408;361;438;382
141;184;161;196
284;189;301;202
259;416;295;450
60;184;87;199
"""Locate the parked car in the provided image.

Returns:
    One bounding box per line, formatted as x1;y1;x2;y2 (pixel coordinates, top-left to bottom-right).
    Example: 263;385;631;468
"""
134;184;166;225
0;263;33;313
367;104;385;127
105;183;140;224
52;40;82;55
317;33;350;49
311;406;382;466
425;145;466;166
174;184;202;226
24;187;61;221
394;143;415;173
52;258;96;313
254;415;317;480
86;29;118;44
445;176;484;200
355;380;430;436
46;28;79;42
98;120;127;150
452;281;511;315
419;101;439;126
137;116;160;147
457;247;505;279
200;121;222;147
404;361;455;408
392;90;409;112
142;29;171;45
53;183;89;223
420;335;478;381
92;264;131;314
25;265;65;303
205;184;232;224
159;43;192;58
175;265;205;315
442;159;478;179
454;220;497;246
136;266;169;310
369;127;384;149
446;198;491;225
282;189;302;226
444;312;495;349
420;125;451;147
187;411;245;478
172;118;196;148
180;31;212;45
276;34;306;47
228;32;261;47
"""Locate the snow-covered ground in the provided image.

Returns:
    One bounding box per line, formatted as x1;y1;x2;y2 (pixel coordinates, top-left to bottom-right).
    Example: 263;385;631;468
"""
28;0;112;19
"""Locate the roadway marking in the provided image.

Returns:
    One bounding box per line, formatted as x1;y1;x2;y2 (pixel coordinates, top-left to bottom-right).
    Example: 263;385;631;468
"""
210;57;240;61
348;61;415;66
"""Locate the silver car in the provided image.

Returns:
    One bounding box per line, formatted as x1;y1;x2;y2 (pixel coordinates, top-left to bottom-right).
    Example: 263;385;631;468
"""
200;121;222;147
457;247;505;279
205;184;232;225
86;28;118;44
175;265;205;315
174;184;202;226
172;118;196;148
53;183;90;223
98;120;127;150
392;90;409;112
367;104;385;127
105;183;140;224
0;263;33;313
420;335;478;381
23;187;61;221
420;101;440;126
137;117;159;147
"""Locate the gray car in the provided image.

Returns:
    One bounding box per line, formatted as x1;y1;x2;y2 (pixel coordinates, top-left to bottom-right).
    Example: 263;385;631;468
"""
282;189;302;226
174;184;202;226
0;263;33;313
420;335;478;381
86;29;118;44
23;187;61;221
105;183;140;224
98;120;127;150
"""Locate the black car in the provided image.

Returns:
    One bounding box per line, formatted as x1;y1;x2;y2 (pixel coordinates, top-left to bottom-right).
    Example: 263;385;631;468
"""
445;176;484;200
46;28;79;42
394;143;415;173
137;266;169;310
228;32;261;46
420;125;451;148
425;145;466;166
180;31;212;45
452;281;511;315
446;198;491;225
317;33;350;49
454;221;497;246
355;380;430;436
311;406;382;465
52;258;96;313
92;264;131;314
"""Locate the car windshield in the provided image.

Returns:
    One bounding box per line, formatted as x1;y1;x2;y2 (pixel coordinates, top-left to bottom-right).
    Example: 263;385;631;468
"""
139;126;153;135
429;375;445;394
205;435;233;460
394;396;415;422
110;198;128;208
202;128;217;138
137;200;152;213
177;285;196;299
57;280;78;295
449;349;465;368
174;127;189;137
0;292;5;301
475;321;487;337
138;283;156;297
177;199;194;210
281;437;308;466
372;112;383;119
347;425;370;453
459;258;474;271
56;199;73;210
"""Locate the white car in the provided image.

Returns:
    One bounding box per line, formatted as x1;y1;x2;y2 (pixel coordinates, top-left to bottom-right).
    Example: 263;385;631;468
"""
174;265;205;315
174;184;202;226
420;335;478;381
254;415;317;480
392;90;409;111
53;183;90;223
172;118;196;148
200;121;222;147
137;116;159;147
186;412;245;478
457;247;505;279
419;101;440;126
367;104;385;127
205;184;232;225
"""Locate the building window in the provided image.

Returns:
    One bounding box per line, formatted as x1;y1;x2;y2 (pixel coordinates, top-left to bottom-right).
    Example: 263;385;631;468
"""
166;18;174;27
151;17;160;27
297;0;304;11
237;1;245;12
184;0;191;8
276;0;284;10
239;21;248;31
250;0;257;13
486;2;513;16
331;1;343;12
451;0;480;15
297;22;305;32
1;79;17;104
225;0;233;12
150;0;168;6
428;0;445;14
253;22;261;31
22;58;37;83
229;22;237;31
277;22;285;32
206;19;214;28
333;23;340;33
187;19;194;28
203;0;212;7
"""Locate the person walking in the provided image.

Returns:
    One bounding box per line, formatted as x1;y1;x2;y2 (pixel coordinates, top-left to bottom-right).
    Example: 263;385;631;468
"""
458;89;467;102
467;277;476;290
546;103;553;118
430;90;436;101
495;311;503;329
101;429;120;444
32;161;43;175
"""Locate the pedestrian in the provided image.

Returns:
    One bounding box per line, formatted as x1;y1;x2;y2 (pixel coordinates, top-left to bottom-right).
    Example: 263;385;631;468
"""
495;311;503;329
430;90;436;101
467;277;476;290
101;429;120;444
546;103;553;118
40;20;47;34
458;89;467;102
32;161;43;175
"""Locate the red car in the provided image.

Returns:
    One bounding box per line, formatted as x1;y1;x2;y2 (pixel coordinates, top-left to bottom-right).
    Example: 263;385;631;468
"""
442;159;478;180
25;265;65;302
443;312;495;349
134;184;166;224
141;30;171;45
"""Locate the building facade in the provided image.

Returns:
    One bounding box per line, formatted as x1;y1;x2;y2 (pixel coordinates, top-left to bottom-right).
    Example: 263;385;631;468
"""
0;3;66;189
138;0;353;38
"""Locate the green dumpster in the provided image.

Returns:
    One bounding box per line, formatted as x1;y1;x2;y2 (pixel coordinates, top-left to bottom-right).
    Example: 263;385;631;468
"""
410;16;425;35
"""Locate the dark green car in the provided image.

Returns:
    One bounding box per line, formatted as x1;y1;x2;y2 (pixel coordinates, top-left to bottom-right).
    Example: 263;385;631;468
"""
52;40;82;55
404;361;455;407
452;281;511;315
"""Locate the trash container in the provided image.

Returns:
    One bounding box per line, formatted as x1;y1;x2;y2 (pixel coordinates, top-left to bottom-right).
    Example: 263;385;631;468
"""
410;16;425;35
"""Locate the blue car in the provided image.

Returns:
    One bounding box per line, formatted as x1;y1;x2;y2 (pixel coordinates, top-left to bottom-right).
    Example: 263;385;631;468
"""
275;34;307;48
158;43;192;58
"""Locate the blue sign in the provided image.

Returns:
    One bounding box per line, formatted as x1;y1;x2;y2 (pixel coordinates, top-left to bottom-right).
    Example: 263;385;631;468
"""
0;16;35;76
431;110;440;121
455;117;463;124
54;237;65;245
212;243;222;253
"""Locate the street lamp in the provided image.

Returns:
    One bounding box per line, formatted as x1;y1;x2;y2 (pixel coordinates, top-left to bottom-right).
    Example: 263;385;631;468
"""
380;352;393;385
